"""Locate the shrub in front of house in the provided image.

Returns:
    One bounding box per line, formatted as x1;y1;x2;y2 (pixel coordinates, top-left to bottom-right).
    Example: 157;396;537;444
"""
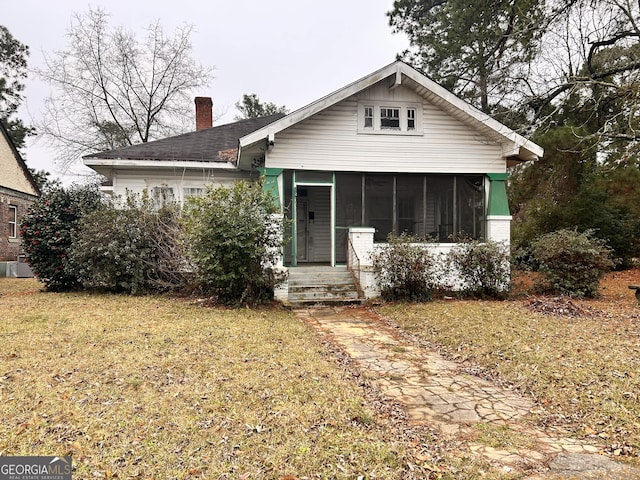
531;229;615;298
183;180;286;305
69;193;189;294
371;233;440;301
446;240;511;299
20;184;104;291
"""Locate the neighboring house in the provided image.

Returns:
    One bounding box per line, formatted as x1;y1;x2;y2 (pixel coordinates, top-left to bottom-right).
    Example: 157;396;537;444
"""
0;121;40;277
84;98;285;203
84;61;543;300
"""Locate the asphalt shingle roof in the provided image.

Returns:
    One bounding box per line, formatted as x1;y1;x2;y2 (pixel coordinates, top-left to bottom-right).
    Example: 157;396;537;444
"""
83;113;285;162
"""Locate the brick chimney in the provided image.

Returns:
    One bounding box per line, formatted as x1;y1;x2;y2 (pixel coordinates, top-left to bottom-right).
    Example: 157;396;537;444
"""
195;97;213;131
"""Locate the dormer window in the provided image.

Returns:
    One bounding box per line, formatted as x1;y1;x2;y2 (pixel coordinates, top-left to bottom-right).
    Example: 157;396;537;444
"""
358;101;422;135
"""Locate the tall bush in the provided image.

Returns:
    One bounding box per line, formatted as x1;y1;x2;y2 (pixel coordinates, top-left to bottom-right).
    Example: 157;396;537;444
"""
183;181;285;305
531;229;614;298
371;234;439;301
446;240;511;298
69;194;188;294
20;184;103;291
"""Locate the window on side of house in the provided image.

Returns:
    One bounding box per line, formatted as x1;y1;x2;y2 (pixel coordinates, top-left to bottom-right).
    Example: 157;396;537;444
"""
183;187;204;200
151;186;175;208
9;205;17;238
380;107;400;130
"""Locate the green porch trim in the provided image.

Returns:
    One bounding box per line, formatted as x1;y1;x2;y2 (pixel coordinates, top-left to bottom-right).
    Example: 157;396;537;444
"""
487;173;510;216
257;167;283;210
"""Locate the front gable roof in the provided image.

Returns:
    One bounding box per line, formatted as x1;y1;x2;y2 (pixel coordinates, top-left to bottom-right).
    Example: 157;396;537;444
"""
84;113;285;166
238;61;543;166
0;121;40;197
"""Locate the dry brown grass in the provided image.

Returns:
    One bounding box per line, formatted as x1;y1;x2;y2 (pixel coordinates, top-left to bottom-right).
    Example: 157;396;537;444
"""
0;279;416;479
379;269;640;464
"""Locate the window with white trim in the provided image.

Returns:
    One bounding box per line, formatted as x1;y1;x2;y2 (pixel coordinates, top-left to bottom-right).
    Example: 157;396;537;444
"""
380;107;400;129
358;102;422;135
364;106;373;129
151;186;175;208
9;205;17;238
407;108;416;131
183;187;204;200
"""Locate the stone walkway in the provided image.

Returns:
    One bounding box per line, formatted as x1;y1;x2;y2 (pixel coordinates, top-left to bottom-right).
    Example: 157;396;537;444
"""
296;306;640;478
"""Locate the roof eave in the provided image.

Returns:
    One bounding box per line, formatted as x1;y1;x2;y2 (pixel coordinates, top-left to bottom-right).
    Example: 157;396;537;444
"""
83;158;239;170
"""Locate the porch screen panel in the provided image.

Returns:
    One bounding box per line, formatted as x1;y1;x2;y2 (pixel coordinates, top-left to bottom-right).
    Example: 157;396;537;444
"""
457;176;485;240
364;175;393;242
396;175;424;237
335;173;363;263
426;175;454;242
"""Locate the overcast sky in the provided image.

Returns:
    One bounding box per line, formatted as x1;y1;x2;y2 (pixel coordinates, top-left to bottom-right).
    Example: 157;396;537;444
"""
4;0;409;182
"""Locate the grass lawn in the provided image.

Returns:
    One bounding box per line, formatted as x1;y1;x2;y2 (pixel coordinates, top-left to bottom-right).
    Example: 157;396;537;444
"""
0;279;423;479
378;269;640;465
5;271;638;479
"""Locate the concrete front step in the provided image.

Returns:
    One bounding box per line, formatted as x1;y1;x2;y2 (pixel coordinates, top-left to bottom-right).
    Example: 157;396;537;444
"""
287;266;363;307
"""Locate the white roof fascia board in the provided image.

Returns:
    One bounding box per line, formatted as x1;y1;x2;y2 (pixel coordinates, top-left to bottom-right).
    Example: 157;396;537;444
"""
399;66;544;159
83;159;239;170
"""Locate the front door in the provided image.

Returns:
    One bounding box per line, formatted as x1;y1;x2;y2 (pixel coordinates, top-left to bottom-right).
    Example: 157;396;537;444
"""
295;186;332;264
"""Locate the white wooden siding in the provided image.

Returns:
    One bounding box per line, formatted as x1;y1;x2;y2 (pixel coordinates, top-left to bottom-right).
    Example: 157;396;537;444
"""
111;168;252;202
265;82;506;174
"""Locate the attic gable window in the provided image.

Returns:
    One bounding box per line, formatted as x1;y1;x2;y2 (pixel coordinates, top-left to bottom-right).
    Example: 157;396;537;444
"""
358;102;422;135
364;106;373;128
380;107;400;129
407;108;416;130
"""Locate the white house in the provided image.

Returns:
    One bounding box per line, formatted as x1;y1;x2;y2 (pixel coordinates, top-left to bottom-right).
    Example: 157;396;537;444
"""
84;61;543;302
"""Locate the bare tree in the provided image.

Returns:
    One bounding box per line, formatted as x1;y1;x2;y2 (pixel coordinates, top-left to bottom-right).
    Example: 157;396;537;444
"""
526;0;640;162
37;8;213;170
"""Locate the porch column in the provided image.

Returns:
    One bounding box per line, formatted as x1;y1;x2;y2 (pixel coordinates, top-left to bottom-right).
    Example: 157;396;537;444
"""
486;173;512;243
257;167;288;302
257;167;284;210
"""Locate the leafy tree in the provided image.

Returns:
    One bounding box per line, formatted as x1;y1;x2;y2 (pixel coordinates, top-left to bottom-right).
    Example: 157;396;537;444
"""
27;168;57;193
0;25;33;150
234;93;288;120
20;184;104;291
509;125;598;249
37;8;213;169
183;180;285;305
388;0;545;114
